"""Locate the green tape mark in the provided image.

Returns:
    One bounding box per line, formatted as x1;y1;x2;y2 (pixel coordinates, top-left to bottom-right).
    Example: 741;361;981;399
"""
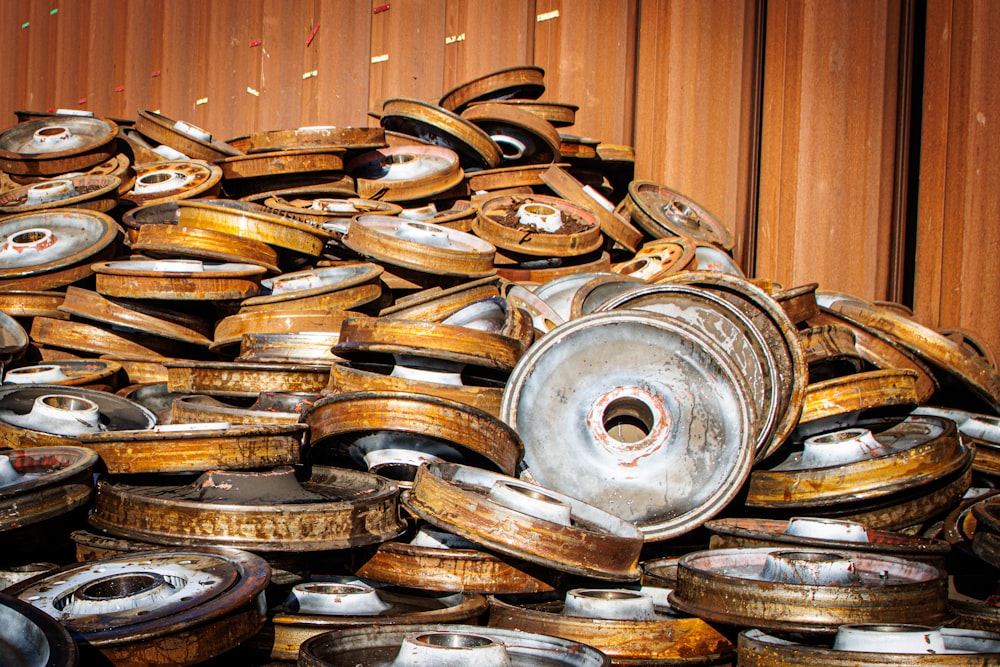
21;21;29;28
50;8;58;15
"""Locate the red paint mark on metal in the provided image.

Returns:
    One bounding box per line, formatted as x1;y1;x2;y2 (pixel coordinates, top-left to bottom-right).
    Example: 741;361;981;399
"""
249;39;262;47
306;24;320;46
151;69;161;78
114;86;124;92
374;4;390;13
77;97;87;105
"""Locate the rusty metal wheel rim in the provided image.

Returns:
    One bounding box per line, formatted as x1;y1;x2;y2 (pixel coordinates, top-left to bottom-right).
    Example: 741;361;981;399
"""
799;324;866;381
0;175;120;214
131;223;281;273
0;209;118;280
89;466;404;551
124;160;223;206
211;309;362;353
348;145;464;202
240;263;383;307
247;126;387;153
624;181;734;250
164;360;330;398
177;198;329;256
3;358;122;387
403;462;643;580
460;102;561;166
466;99;578;127
263;194;402;225
135;110;242;161
503;310;754;541
0;311;28;365
379;275;500;320
798;368;919;426
381;98;502;169
0;445;98;533
0;592;78;666
474;193;604;257
670;547;949;633
91;260;266;301
215;147;346;181
439;66;547;112
0;115;119;176
236;332;343;365
0;291;66;319
613;237;698;281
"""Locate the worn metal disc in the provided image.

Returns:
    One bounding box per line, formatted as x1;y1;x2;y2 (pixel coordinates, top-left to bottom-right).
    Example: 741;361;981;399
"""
0;592;78;666
670;547;949;633
559;134;600;161
466;99;578;127
404;462;643;580
135;110;242;161
488;588;735;665
799;369;919;426
0;290;66;319
168;394;298;426
3;358;122;388
0;175;120;214
212;309;361;354
621;181;734;250
0;209;119;285
748;415;970;509
379;275;500;320
0;445;97;533
247;577;487;662
440;66;546;112
238;263;383;309
92;260;266;301
164;360;330;398
304;391;522;480
299;623;609;667
381;98;502;170
89;466;404;551
798;324;866;382
344;214;496;277
461;102;561;166
176;198;329;257
130;223;281;273
263;194;401;227
10;548;267;666
738;627;1000;666
123;160;223;207
0;115;119;176
236;332;343;365
474;193;604;257
348;145;465;202
216;147;346;181
466;162;565;192
248;126;387;153
30;317;188;359
502;310;754;541
774;282;820;324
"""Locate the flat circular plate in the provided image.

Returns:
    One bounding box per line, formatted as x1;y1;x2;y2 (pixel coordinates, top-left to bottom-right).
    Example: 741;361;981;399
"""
474;193;603;257
0;175;120;214
439;66;546;112
135;109;243;161
381;98;501;170
248;126;387;153
0;116;119;175
624;181;734;250
461;102;561;166
348;145;465;203
124;160;223;206
0;209;119;279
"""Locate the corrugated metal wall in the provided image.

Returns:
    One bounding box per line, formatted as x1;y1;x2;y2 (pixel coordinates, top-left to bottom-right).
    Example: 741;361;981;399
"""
1;0;997;355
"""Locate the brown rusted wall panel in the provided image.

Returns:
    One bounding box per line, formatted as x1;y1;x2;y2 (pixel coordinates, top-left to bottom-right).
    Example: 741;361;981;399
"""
914;0;1000;357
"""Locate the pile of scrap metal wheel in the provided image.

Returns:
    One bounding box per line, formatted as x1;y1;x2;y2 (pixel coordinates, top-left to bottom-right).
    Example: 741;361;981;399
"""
1;66;999;666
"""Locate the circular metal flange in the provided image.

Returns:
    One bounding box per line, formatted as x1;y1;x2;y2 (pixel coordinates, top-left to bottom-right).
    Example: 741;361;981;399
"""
215;147;346;181
705;517;951;566
130;223;281;273
123;160;223;207
621;181;734;250
30;317;187;360
10;547;268;666
613;237;698;282
76;422;306;474
773;282;820;325
164;360;330;398
298;623;609;667
263;194;402;227
212;309;362;354
0;209;119;286
116;382;186;424
798;368;919;426
247;577;487;662
530;271;625;321
4;358;122;388
440;66;546;112
0;115;119;176
466;99;578;127
0;290;67;319
237;332;343;365
343;214;496;277
466;162;567;192
169;394;300;426
120;200;181;232
89;466;404;552
658;271;807;461
798;324;866;382
488;588;735;665
460;102;561;166
58;286;213;346
669;547;949;633
352;526;559;595
304;391;523;480
502;310;754;541
738;626;1000;666
972;502;1000;569
247;126;387;154
348;145;465;202
559;133;601;161
177;198;330;257
334;314;525;372
403;462;644;581
817;290;1000;413
474;194;604;257
0;175;120;214
747;415;969;510
91;260;266;301
0;445;97;534
238;263;384;310
595;283;784;461
381;98;502;170
0;311;28;366
0;592;78;666
691;242;745;277
135;110;243;161
0;384;156;448
379;275;500;320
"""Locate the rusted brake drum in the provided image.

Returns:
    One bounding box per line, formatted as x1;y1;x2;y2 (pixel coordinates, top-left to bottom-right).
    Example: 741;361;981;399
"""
488;587;735;665
0;115;119;176
738;626;1000;666
0;592;78;666
298;623;610;667
669;547;950;633
8;548;268;666
502;310;754;541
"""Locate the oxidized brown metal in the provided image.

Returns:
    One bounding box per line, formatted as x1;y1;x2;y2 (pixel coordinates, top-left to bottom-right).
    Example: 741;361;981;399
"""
379;275;501;320
466;99;578;127
247;126;387;154
263;194;402;227
0;446;97;535
494;250;612;283
100;354;171;385
236;263;384;314
466;163;566;192
170;394;302;426
439;66;546;112
773;282;820;324
343;215;496;277
798;324;866;381
0;593;78;666
130;223;281;273
135;110;243;161
461;102;561;166
799;368;920;426
620;181;734;250
237;332;343;365
474;193;604;257
488;589;736;665
613;237;698;281
164;360;330;398
2;358;122;389
669;547;950;633
9;548;268;666
30;317;189;359
0;115;119;176
972;502;1000;569
246;578;488;662
89;466;404;551
541;165;644;252
123;160;223;206
176;198;330;256
403;462;644;581
0;175;120;214
115;381;186;423
381;98;502;169
215;147;346;181
0;290;66;319
76;423;306;474
304;391;523;479
211;309;363;354
558;133;600;160
347;145;465;202
91;259;266;301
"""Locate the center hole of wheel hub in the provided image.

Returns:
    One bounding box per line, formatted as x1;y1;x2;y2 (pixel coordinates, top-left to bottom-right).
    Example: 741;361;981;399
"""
7;228;55;252
662;199;701;230
79;573;163;601
588;386;670;454
134;170;187;194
